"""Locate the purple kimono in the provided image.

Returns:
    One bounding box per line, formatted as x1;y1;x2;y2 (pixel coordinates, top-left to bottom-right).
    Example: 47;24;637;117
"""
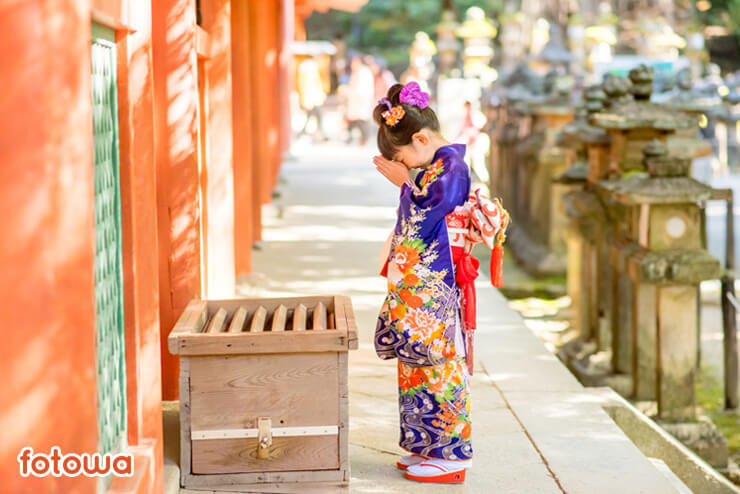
375;144;473;461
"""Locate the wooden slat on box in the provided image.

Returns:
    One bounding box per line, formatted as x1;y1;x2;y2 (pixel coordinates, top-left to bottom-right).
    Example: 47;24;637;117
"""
168;299;208;354
332;296;347;332
205;308;228;333
313;302;327;330
207;296;335;317
293;304;307;331
250;306;267;333
271;305;287;332
227;307;248;333
175;331;350;356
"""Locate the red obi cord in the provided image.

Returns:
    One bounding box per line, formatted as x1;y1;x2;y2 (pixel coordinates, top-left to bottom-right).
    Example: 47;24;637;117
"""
451;246;479;331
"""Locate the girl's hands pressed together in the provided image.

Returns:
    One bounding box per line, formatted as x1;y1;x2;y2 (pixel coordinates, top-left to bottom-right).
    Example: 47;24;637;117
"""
374;155;411;188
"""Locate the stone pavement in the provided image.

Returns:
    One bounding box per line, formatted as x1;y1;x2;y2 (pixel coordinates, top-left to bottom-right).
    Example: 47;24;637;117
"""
193;141;690;494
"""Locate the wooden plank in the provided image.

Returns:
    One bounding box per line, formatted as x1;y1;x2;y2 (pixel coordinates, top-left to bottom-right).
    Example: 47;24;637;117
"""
337;352;349;481
292;304;307;331
313;302;327;330
227;307;248;333
250;306;267;333
182;469;345;489
180;480;348;493
342;297;359;350
192;436;338;474
205;308;228;334
271;305;287;332
332;297;347;332
176;331;351;356
189;353;340;431
168;299;208;354
179;357;192;485
192;425;338;440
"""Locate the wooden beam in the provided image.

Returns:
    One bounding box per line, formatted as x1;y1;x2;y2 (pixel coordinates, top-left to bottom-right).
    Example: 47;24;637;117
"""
174;330;351;356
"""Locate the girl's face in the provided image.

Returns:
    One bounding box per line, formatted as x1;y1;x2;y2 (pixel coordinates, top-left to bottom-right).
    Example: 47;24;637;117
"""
392;130;436;170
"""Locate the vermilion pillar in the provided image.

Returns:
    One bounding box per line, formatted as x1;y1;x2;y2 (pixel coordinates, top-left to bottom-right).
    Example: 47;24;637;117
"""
278;0;294;158
105;0;165;491
152;0;202;400
232;0;255;275
248;0;282;210
200;0;236;298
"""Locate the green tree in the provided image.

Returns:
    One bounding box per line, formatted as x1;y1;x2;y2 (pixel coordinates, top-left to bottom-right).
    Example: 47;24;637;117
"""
305;0;504;74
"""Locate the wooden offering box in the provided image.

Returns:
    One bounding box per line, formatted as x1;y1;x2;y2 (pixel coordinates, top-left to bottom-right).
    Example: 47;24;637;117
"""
169;295;358;493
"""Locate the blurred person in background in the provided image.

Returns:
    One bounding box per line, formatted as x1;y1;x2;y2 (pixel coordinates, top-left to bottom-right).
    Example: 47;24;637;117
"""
370;56;397;102
297;56;328;141
344;55;375;145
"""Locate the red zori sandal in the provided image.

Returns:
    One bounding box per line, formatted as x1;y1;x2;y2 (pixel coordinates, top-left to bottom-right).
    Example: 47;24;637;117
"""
404;459;471;483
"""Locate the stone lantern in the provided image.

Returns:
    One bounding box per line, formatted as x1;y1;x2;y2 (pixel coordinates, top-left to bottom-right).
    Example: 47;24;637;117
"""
597;141;719;421
457;6;497;85
498;12;526;77
590;66;696;179
588;65;704;400
494;65;544;232
558;86;610;351
436;7;460;77
510;70;574;276
530;24;574;76
585;2;617;74
405;32;437;91
567;14;587;78
636;17;686;61
665;68;721;179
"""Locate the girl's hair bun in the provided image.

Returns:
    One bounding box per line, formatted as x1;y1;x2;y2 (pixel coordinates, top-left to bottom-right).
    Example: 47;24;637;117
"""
373;83;440;160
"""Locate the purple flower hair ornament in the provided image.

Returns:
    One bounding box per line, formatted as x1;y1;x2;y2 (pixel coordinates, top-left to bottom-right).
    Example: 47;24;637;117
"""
399;81;430;109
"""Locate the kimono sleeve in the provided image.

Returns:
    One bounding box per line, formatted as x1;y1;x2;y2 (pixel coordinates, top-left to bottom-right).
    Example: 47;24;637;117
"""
399;158;470;225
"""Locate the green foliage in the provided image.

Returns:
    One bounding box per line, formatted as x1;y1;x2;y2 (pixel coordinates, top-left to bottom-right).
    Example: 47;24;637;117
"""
697;365;740;458
305;0;504;74
694;0;740;35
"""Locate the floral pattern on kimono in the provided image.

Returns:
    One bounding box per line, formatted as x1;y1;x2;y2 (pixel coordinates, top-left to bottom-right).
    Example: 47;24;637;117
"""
375;143;471;368
398;358;472;460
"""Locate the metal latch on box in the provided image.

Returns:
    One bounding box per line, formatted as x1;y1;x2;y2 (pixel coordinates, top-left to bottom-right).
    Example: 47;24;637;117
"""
191;418;339;460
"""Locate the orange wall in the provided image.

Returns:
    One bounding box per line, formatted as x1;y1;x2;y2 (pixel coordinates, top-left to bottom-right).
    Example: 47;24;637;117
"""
0;1;98;493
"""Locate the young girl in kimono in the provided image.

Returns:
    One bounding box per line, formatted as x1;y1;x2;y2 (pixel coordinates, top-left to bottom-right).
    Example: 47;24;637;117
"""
373;82;509;484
